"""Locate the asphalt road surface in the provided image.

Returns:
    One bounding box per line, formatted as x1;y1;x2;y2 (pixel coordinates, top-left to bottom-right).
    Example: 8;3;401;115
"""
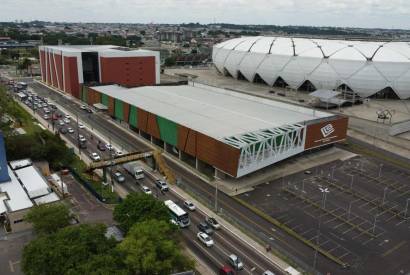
24;82;283;275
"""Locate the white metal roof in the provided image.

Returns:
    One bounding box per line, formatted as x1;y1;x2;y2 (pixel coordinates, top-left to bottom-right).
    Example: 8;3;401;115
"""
9;159;32;170
39;45;158;58
0;167;33;213
34;192;60;205
213;36;410;99
91;83;332;140
14;166;50;199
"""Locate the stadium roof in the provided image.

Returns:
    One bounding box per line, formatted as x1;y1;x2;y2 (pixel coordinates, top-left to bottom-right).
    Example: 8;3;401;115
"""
213;36;410;99
91;83;333;141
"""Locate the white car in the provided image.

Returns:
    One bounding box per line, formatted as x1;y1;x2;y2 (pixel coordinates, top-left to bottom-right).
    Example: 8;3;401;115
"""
105;144;114;151
141;186;152;195
115;150;124;156
206;217;221;230
78;123;85;129
65;114;71;119
58;120;65;126
67;127;74;134
228;254;244;270
89;153;101;162
80;105;87;110
197;232;214;247
43;114;50;120
184;200;196;211
63;118;70;124
78;135;86;143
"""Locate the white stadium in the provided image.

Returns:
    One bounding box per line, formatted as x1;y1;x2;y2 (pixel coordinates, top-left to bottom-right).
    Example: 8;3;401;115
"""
212;36;410;99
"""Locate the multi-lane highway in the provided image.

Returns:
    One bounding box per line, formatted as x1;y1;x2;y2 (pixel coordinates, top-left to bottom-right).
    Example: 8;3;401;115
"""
15;81;284;275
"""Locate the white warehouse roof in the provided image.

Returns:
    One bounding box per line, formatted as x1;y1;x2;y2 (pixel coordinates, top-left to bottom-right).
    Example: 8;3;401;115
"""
213;36;410;99
91;83;333;141
14;166;50;199
0;167;33;213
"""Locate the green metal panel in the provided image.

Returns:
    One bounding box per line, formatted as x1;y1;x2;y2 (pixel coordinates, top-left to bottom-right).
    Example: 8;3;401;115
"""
129;105;138;128
101;94;109;107
157;116;178;146
81;86;88;103
115;99;124;120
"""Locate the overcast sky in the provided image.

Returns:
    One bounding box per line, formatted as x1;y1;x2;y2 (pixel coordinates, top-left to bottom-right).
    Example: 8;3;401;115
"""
1;0;408;29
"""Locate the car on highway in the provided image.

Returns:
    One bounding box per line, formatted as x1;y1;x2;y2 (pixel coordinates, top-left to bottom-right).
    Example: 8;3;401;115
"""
79;142;87;149
183;200;196;211
58;120;65;126
59;127;68;134
43;108;50;114
115;150;124;157
113;171;125;183
206;217;221;230
89;152;101;162
78;123;85;129
97;142;106;151
228;254;244;270
142;186;152;195
67;127;74;134
78;135;86;143
197;232;214;247
63;118;70;124
197;222;214;235
65;114;71;119
81;105;87;110
105;143;114;151
155;180;169;191
219;266;235;275
262;270;276;275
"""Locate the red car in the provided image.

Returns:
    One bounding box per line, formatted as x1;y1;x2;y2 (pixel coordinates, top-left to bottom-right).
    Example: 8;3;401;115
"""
220;266;235;275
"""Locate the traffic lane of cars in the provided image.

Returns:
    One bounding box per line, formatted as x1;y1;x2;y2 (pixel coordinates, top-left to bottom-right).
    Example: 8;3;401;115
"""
142;177;279;274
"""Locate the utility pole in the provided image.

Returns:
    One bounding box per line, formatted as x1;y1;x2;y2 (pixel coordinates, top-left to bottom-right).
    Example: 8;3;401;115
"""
214;180;219;213
76;113;81;155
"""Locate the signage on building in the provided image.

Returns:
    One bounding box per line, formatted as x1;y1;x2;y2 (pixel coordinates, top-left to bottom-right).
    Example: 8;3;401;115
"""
304;117;348;149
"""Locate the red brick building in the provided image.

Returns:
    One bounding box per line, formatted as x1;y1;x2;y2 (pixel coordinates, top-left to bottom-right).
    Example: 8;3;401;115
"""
38;45;160;99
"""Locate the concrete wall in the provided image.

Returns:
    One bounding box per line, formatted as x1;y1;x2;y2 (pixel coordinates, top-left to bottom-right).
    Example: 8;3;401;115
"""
7;208;31;232
100;56;156;87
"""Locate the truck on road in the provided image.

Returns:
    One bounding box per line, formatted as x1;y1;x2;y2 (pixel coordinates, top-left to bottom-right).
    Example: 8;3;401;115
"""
123;161;144;180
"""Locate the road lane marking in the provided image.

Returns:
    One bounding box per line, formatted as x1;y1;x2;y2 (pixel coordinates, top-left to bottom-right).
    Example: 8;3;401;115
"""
382;241;407;257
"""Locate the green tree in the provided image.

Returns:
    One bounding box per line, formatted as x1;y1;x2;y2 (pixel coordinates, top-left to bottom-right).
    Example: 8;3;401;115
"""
22;224;123;275
113;193;169;233
164;56;177;67
118;219;194;275
67;251;129;275
25;203;71;235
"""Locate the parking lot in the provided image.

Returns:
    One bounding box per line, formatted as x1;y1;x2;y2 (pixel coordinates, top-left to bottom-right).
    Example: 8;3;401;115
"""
238;155;410;275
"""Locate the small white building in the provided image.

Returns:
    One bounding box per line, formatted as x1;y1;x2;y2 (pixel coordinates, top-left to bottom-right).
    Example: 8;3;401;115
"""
0;159;62;232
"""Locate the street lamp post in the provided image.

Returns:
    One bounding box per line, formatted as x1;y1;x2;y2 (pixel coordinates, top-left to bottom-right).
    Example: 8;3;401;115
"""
313;186;330;272
382;187;388;206
378;163;383;178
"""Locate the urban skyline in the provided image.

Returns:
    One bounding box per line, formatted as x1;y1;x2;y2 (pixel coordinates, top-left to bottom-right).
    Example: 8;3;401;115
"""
1;0;410;29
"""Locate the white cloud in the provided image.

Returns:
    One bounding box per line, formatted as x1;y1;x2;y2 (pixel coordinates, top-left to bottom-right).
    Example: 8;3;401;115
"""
0;0;409;28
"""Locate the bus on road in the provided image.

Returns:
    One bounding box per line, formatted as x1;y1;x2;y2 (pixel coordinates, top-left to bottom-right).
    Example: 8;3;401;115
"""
164;200;190;228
